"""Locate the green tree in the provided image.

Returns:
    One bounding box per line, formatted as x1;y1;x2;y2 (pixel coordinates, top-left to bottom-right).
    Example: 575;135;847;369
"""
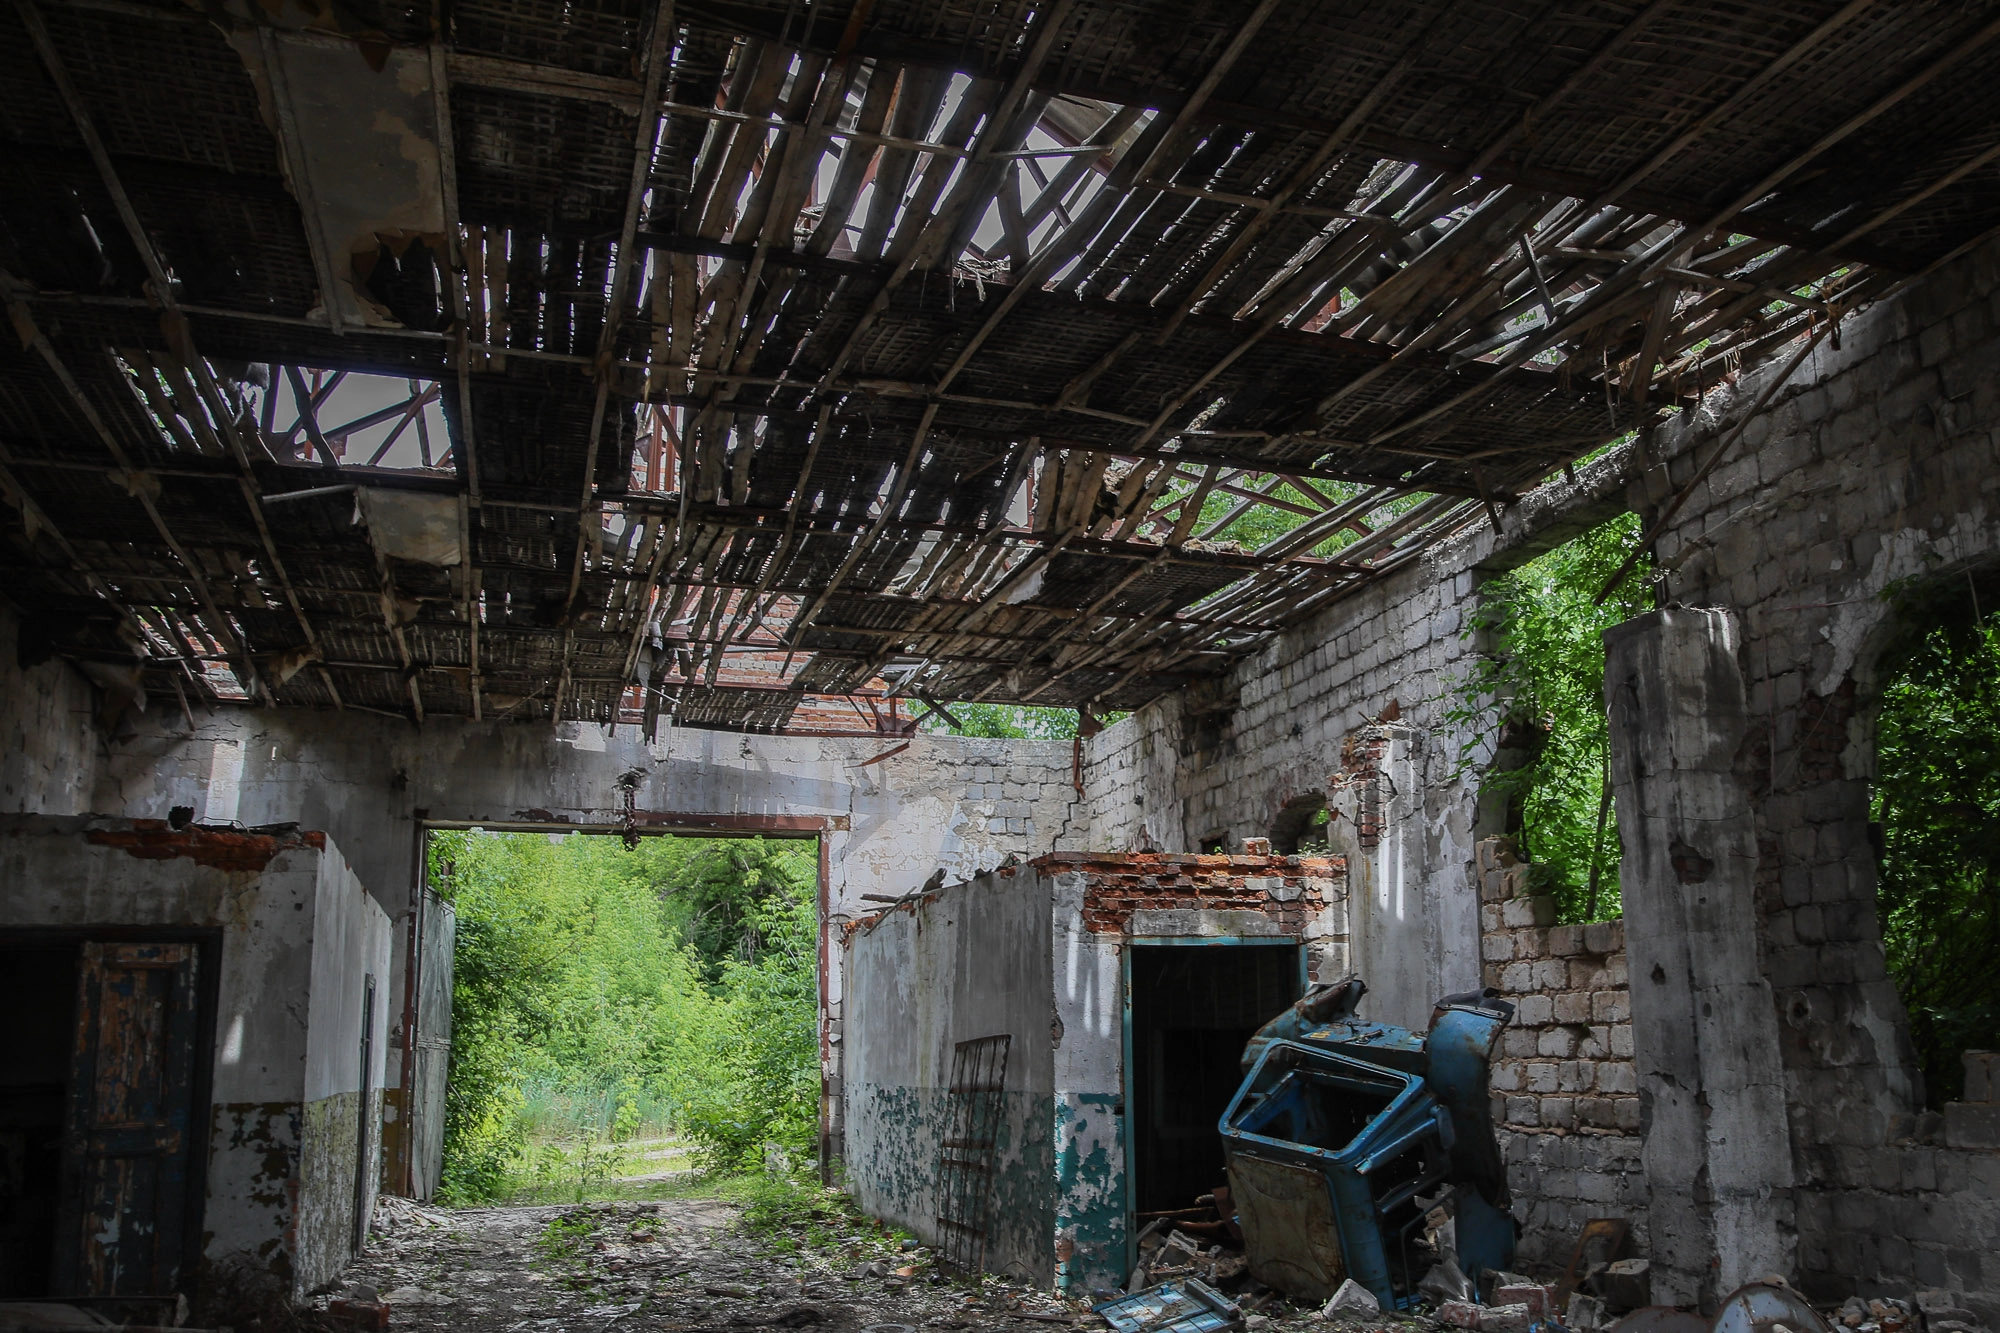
919;702;1086;738
1449;513;1653;922
676;883;823;1172
431;830;820;1201
1871;575;2000;1107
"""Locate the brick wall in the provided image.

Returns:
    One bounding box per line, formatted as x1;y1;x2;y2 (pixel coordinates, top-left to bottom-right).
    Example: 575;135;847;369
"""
1081;447;1637;865
1475;838;1649;1269
1034;851;1348;977
1632;232;2000;1310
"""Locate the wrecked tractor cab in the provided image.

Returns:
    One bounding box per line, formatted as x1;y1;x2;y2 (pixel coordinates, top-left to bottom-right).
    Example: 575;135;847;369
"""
1219;976;1517;1312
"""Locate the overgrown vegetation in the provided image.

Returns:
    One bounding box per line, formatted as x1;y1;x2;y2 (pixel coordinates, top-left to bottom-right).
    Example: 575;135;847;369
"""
1449;512;1654;923
435;830;820;1203
917;702;1130;739
1871;573;2000;1107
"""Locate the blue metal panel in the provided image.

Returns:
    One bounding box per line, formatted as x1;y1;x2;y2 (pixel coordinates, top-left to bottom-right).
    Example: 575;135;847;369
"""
1220;981;1517;1309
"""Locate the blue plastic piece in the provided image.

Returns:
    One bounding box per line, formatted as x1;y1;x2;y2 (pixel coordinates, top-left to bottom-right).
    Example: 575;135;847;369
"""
1093;1277;1242;1333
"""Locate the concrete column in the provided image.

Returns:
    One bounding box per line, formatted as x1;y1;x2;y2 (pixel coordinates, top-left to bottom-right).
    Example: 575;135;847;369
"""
1604;608;1795;1307
1335;724;1478;1028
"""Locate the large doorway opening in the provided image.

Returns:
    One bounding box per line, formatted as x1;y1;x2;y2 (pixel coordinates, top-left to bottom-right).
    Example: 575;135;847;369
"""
1869;568;2000;1107
0;942;76;1297
427;826;822;1204
1126;942;1303;1215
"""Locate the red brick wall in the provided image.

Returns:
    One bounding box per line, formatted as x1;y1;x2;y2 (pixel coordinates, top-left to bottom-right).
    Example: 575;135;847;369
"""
1032;851;1343;938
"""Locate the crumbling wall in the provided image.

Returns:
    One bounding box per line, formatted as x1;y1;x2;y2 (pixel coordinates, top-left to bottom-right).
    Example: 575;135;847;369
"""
1475;839;1647;1270
21;699;1084;1184
840;867;1058;1284
1081;449;1636;1031
0;609;103;815
297;849;394;1295
82;708;1081;924
1624;233;2000;1314
0;816;390;1311
841;851;1349;1293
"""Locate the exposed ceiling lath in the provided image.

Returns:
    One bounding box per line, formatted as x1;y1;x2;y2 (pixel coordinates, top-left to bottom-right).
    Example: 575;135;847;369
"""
4;0;1998;732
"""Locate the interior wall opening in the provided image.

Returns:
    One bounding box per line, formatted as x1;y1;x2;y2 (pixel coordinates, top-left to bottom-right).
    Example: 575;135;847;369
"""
1867;567;2000;1107
1270;794;1329;855
0;933;213;1306
1127;942;1302;1215
0;942;78;1297
1454;510;1653;924
424;826;822;1205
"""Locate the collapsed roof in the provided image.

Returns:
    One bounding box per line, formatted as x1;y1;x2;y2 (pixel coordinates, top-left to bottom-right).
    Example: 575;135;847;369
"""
4;0;1997;732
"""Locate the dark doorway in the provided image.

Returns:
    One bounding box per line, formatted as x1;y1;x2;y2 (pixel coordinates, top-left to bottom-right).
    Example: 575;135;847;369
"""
0;934;212;1303
0;944;78;1296
1127;943;1302;1213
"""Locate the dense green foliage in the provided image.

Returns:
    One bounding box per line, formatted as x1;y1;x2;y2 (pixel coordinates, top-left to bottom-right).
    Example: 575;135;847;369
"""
918;702;1130;738
1871;575;2000;1107
433;831;820;1202
1449;513;1653;923
920;702;1088;738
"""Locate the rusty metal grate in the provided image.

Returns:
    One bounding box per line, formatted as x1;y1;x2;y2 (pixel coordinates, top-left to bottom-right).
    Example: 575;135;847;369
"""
935;1033;1012;1277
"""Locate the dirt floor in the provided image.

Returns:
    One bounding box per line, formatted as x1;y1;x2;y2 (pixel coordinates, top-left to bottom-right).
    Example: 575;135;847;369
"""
332;1193;1200;1333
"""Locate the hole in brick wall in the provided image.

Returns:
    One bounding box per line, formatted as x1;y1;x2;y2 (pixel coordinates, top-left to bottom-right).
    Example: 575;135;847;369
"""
1456;512;1652;924
1270;793;1329;855
1866;563;2000;1108
1128;943;1302;1213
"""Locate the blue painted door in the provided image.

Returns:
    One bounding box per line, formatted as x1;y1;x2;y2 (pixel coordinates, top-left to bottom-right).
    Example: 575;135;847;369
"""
52;942;200;1298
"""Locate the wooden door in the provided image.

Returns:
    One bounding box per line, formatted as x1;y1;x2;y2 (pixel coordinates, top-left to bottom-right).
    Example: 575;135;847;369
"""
52;943;201;1298
409;890;454;1202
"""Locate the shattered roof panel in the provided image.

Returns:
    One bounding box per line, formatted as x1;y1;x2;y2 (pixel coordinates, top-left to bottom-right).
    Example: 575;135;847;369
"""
4;0;1996;731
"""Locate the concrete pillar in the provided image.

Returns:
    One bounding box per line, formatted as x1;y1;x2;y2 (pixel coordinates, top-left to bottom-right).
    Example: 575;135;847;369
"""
1333;724;1480;1029
1604;608;1795;1307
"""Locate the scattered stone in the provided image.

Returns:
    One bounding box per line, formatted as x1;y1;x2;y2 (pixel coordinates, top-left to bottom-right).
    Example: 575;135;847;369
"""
1436;1300;1483;1330
1492;1283;1554;1319
1591;1258;1651;1312
326;1296;389;1330
1418;1258;1474;1305
1566;1293;1608;1332
1320;1279;1380;1319
380;1286;453;1307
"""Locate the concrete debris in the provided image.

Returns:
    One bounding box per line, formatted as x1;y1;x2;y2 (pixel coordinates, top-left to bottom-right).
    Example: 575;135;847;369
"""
1418;1259;1475;1306
1320;1279;1380;1318
325;1294;390;1330
1590;1259;1651;1312
1435;1300;1533;1333
1491;1283;1554;1318
379;1286;453;1306
1567;1293;1609;1332
369;1194;452;1235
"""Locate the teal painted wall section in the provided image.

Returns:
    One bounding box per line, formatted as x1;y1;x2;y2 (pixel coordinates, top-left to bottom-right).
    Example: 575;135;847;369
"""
1054;1090;1126;1293
844;1082;1057;1283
